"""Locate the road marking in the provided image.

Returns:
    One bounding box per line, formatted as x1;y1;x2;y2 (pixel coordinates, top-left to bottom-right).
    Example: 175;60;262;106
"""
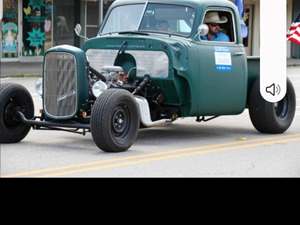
3;133;300;177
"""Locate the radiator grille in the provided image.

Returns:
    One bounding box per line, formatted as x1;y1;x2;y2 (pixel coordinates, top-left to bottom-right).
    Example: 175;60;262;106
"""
44;52;77;119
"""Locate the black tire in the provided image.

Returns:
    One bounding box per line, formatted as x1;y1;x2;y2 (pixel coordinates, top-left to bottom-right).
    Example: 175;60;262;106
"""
91;89;140;153
0;83;34;143
248;78;296;134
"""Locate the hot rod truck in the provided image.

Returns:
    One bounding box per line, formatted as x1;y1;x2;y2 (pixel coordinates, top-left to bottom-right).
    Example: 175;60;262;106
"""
0;0;296;153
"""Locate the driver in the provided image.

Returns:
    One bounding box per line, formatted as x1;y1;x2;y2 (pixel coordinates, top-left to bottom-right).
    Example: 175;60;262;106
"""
202;12;230;42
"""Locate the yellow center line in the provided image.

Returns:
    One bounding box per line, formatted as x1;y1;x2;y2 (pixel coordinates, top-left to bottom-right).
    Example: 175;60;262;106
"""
3;133;300;177
39;136;300;177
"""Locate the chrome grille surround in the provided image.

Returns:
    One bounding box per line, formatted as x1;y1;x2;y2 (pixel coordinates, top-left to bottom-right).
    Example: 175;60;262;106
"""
43;52;78;119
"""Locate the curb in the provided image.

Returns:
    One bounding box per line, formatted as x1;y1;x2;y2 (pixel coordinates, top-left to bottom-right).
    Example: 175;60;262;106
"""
288;64;300;67
0;74;42;78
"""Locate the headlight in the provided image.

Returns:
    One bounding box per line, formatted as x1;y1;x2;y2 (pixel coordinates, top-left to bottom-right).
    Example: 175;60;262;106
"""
35;78;43;97
92;80;108;98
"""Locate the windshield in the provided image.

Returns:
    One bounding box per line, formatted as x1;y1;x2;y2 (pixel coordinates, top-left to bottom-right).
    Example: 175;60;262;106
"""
100;3;196;37
101;4;145;34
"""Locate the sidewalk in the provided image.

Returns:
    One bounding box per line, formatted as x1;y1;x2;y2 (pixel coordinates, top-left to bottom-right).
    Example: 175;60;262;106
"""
0;61;43;78
1;58;300;78
288;58;300;67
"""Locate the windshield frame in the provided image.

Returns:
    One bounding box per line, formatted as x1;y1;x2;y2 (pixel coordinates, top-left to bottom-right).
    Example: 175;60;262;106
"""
99;2;197;38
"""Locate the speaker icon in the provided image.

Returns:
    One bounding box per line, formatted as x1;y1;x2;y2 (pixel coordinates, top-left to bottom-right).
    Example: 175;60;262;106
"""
266;83;281;96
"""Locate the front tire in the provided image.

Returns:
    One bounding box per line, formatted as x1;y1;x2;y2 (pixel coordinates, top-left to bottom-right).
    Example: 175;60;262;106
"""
248;78;296;134
91;89;140;153
0;83;34;143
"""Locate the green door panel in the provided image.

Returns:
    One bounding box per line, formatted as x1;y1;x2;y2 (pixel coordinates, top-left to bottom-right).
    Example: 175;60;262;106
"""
188;42;248;116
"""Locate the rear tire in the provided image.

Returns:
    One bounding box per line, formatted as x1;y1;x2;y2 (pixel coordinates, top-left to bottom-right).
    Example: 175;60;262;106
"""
91;89;140;153
248;78;296;134
0;83;34;143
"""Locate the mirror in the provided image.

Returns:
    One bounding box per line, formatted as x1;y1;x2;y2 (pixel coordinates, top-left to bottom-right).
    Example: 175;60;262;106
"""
197;24;209;37
74;24;82;36
74;24;88;40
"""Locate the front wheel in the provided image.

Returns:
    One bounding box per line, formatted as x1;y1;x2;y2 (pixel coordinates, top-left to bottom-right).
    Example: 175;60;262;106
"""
91;89;140;153
0;83;34;143
248;78;296;134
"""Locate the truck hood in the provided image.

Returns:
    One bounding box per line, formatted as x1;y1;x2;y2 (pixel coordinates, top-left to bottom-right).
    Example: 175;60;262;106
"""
82;34;191;73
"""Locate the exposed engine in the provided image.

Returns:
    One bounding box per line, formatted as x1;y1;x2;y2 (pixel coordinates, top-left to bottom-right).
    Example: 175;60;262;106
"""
87;63;179;123
88;65;135;96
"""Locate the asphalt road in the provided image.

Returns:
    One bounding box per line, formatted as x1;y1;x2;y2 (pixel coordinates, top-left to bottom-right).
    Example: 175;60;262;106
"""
1;67;300;177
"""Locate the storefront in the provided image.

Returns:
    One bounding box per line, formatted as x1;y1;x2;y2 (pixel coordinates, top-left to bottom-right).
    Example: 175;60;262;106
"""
231;0;299;58
1;0;299;62
1;0;53;60
0;0;105;62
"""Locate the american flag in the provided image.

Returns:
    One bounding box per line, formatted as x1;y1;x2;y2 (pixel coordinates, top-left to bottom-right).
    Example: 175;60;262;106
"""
287;13;300;45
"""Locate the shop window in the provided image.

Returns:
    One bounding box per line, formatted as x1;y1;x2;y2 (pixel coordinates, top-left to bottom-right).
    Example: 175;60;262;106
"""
53;0;80;46
86;1;100;38
22;0;53;57
1;0;19;58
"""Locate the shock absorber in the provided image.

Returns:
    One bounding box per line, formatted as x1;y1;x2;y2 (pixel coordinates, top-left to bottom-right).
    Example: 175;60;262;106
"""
132;75;151;95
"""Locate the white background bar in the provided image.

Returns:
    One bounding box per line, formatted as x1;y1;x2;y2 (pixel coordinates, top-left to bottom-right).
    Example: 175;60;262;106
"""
260;0;287;103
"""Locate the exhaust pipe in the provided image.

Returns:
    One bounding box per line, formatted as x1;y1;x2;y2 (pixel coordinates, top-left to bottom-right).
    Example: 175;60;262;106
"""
135;96;169;128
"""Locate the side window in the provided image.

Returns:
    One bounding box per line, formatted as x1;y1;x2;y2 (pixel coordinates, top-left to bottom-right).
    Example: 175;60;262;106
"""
202;10;235;43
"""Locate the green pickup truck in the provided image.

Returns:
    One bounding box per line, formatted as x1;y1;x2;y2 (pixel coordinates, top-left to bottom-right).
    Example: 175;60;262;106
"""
0;0;296;153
